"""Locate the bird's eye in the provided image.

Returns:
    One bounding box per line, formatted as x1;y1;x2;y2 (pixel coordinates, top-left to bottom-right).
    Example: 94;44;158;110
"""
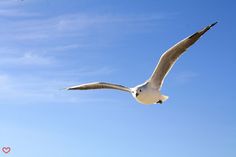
139;89;142;92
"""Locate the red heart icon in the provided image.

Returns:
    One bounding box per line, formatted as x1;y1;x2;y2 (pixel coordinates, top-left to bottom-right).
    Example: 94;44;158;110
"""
2;147;11;154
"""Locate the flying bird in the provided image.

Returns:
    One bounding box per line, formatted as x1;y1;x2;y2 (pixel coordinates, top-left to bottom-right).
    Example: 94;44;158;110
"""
67;22;217;104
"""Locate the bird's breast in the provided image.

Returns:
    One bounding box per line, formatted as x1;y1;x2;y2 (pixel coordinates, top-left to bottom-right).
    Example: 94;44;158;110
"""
134;89;161;105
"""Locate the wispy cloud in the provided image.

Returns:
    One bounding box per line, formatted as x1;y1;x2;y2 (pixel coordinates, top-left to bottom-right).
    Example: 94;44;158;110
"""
0;73;70;105
0;8;39;17
0;2;171;105
0;12;167;42
0;0;33;6
0;52;54;66
46;44;84;52
0;71;116;105
74;66;114;77
0;74;8;86
173;71;198;84
0;0;21;7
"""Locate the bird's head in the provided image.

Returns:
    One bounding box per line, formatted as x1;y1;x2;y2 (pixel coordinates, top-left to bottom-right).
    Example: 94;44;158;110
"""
133;87;142;97
131;83;147;97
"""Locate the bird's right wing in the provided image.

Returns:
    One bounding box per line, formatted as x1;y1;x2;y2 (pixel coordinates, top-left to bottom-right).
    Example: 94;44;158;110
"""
66;82;131;93
148;22;217;89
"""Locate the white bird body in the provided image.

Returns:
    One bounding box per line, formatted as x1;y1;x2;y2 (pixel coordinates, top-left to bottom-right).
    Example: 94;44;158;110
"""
131;82;168;104
67;22;217;105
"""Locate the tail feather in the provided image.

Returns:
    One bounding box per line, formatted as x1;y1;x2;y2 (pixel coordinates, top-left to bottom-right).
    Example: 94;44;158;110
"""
160;94;169;102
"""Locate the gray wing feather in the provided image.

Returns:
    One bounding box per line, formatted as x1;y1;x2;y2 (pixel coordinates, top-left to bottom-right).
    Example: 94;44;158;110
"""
148;22;217;89
67;82;131;93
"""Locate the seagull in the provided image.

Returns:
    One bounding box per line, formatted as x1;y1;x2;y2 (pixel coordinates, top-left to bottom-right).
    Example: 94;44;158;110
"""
67;22;217;105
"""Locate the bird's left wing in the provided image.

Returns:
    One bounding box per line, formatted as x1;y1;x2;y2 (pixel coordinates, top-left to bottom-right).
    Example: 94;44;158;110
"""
148;22;217;89
67;82;131;93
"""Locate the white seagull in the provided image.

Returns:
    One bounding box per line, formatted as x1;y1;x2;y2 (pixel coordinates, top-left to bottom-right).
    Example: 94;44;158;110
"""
67;22;217;105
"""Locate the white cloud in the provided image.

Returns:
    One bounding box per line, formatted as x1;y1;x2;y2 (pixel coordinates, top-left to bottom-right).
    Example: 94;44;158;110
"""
0;8;39;17
0;0;33;7
0;12;168;42
74;67;114;77
0;73;116;105
174;71;198;84
19;53;53;65
46;44;83;52
0;74;68;105
0;0;19;7
0;74;9;86
0;52;54;66
0;3;172;105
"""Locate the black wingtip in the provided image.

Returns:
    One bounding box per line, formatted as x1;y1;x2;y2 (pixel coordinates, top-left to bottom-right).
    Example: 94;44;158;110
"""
210;21;218;28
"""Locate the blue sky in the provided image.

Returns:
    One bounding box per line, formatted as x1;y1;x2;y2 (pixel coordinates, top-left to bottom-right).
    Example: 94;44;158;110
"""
0;0;235;157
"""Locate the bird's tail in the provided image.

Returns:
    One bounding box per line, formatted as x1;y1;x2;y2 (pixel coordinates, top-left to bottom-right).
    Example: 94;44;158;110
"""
160;94;169;102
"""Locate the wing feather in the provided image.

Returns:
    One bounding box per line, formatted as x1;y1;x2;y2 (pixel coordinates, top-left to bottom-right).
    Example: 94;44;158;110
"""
148;22;217;89
67;82;131;93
